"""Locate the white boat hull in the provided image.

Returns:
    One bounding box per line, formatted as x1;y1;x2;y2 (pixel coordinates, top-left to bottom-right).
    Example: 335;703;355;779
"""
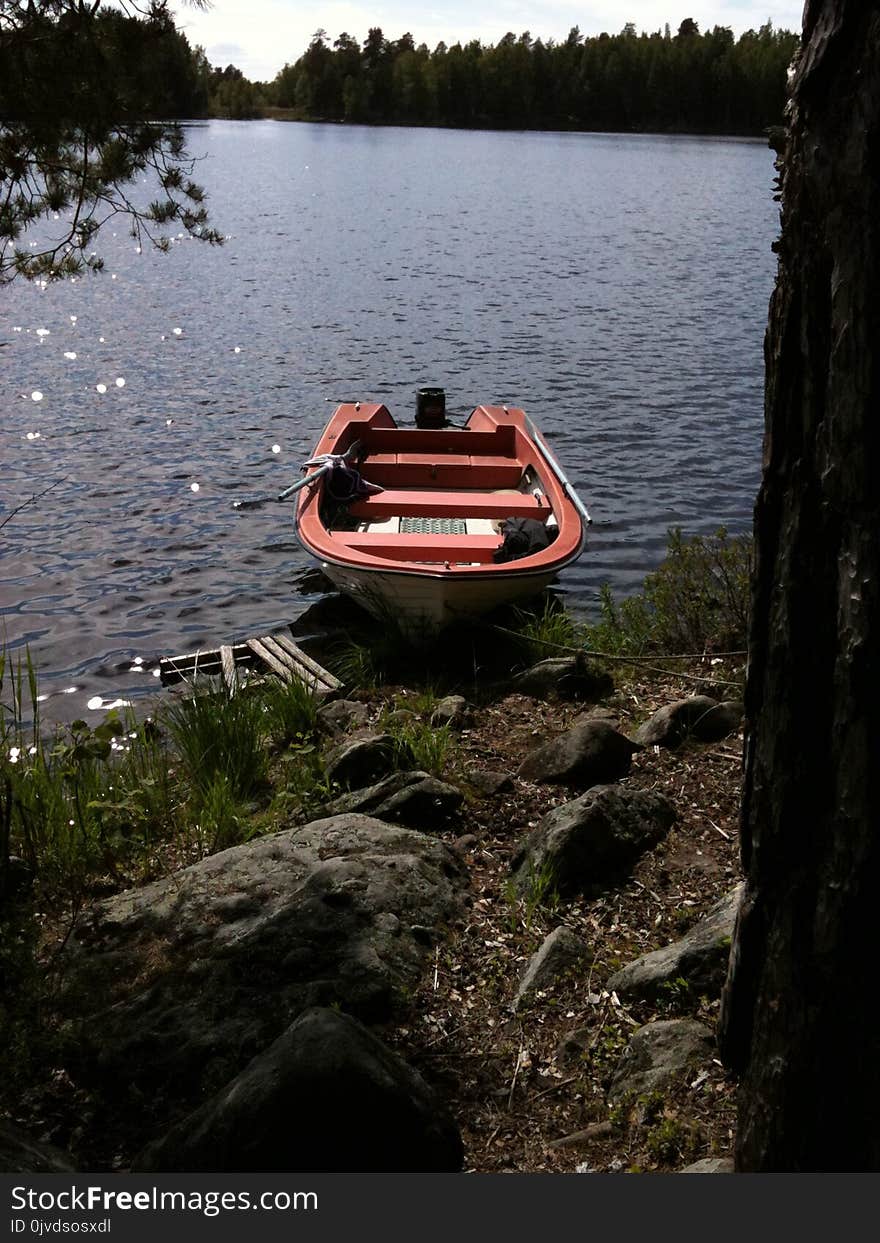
319;560;557;641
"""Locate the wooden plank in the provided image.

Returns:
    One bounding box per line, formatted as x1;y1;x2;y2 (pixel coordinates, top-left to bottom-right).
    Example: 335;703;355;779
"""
159;642;256;685
261;636;325;695
219;644;237;694
160;633;341;695
246;637;293;683
159;652;220;686
271;633;343;691
259;635;301;675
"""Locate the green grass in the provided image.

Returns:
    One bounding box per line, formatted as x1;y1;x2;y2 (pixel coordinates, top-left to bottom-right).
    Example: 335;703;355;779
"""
391;685;442;716
163;681;269;805
386;718;455;776
1;646;341;900
326;635;391;689
190;772;252;855
1;677;178;893
262;674;321;746
2;651;146;888
504;857;561;932
509;596;581;662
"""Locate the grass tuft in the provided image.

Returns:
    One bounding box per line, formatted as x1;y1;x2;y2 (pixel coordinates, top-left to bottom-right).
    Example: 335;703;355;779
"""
163;682;269;804
386;718;455;776
510;596;580;662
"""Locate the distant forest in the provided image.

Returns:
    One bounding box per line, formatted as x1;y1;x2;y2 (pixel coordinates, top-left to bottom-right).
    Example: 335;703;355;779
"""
222;19;799;136
21;13;796;137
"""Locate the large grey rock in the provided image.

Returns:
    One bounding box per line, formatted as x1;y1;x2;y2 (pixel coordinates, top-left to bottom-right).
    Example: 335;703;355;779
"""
0;1120;76;1173
324;770;463;829
606;885;743;1001
518;719;640;787
513;926;593;1010
510;658;613;702
608;1019;716;1104
512;785;676;897
59;815;465;1119
134;1007;463;1173
634;697;743;748
324;732;406;789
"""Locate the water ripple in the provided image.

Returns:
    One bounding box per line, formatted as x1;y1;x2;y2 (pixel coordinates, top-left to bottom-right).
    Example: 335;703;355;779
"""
0;122;778;721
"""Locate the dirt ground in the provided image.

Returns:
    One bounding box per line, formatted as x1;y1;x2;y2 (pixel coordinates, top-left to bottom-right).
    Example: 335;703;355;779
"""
377;663;745;1172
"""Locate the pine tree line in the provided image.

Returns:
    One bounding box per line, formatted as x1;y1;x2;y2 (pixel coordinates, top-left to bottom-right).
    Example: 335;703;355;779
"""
259;20;798;135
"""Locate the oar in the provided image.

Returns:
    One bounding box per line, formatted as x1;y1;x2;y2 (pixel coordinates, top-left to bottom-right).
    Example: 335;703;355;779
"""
277;440;366;502
233;465;330;511
233;440;365;511
277;461;332;502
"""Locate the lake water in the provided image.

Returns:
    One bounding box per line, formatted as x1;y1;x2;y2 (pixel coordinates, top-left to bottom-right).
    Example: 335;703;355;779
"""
1;121;778;722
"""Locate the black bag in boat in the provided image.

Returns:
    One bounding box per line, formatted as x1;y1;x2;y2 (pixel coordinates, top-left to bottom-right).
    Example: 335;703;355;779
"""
326;462;383;501
493;517;558;564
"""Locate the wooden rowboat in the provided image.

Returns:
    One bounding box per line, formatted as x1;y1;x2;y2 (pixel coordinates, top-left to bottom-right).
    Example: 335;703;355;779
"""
293;396;590;640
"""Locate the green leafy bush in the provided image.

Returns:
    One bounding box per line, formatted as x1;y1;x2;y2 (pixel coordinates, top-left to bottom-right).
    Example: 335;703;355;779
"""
585;527;751;657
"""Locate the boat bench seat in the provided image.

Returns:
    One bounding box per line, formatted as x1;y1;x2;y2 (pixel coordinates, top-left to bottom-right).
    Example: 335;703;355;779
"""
363;455;523;489
359;426;517;456
332;531;501;563
347;490;550;521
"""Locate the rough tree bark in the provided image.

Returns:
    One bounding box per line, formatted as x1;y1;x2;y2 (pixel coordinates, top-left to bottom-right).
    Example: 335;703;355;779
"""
719;1;880;1170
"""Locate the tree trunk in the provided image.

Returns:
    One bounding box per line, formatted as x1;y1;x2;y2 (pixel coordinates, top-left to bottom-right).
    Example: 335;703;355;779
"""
719;1;880;1170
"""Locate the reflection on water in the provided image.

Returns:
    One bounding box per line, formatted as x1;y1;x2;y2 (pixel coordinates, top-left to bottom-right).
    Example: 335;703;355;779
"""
0;122;778;722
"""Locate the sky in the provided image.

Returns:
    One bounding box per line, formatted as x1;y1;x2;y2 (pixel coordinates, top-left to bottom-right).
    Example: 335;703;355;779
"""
170;2;806;83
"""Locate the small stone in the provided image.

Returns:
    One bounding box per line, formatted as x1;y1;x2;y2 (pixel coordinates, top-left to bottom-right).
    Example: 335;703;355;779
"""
513;926;593;1009
634;697;743;748
608;1019;716;1104
430;695;471;729
465;769;514;796
316;699;371;737
518;719;641;788
680;1157;735;1173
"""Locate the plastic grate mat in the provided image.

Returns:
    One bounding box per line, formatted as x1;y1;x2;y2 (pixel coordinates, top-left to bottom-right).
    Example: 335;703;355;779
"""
399;517;468;535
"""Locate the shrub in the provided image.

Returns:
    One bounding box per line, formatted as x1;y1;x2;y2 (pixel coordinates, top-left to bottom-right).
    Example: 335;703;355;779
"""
645;1115;702;1164
585;527;751;657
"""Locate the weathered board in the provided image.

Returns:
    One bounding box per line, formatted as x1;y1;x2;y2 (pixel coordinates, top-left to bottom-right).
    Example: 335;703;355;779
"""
159;629;341;696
